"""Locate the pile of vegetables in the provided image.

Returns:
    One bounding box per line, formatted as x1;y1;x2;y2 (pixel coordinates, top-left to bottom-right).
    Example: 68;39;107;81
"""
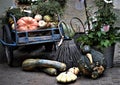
22;59;66;75
6;8;58;31
22;58;80;83
6;7;58;31
15;14;58;31
6;1;62;32
21;48;106;83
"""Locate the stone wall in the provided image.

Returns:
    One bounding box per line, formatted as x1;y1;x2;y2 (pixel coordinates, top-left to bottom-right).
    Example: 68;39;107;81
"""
62;0;96;31
63;0;87;23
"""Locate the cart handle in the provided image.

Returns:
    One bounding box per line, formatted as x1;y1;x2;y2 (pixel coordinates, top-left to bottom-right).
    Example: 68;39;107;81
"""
57;20;71;46
9;14;19;43
0;39;16;46
9;14;17;30
57;20;65;46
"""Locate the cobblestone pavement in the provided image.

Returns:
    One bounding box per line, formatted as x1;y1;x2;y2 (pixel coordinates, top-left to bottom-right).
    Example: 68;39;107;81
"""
0;44;119;85
0;59;120;85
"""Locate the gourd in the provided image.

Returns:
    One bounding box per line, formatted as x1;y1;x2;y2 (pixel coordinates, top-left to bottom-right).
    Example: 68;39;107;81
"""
68;67;79;75
81;45;91;54
41;68;57;76
38;20;47;28
43;15;52;22
22;59;37;71
22;59;66;71
34;14;42;21
17;17;38;31
56;72;77;83
78;49;106;79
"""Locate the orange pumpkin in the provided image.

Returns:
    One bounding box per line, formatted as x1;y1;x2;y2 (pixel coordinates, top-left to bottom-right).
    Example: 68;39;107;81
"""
17;17;38;31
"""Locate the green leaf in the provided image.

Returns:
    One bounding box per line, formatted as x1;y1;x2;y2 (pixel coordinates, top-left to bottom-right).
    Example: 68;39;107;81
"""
88;32;94;38
101;40;110;47
97;31;101;37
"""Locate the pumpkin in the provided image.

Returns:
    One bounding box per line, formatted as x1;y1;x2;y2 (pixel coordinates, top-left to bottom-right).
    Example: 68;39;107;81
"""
22;59;66;71
78;49;106;79
17;17;38;31
56;71;77;83
68;67;79;75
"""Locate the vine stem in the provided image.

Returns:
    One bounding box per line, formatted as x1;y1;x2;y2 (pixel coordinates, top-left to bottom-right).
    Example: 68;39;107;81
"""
84;0;90;30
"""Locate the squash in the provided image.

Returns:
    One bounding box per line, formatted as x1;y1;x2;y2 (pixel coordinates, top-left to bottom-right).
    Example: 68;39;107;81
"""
81;45;91;54
17;17;38;31
22;59;37;71
78;49;106;79
43;15;52;22
68;67;79;75
56;71;77;83
38;20;47;28
22;59;66;71
41;68;57;76
93;65;105;74
34;14;42;21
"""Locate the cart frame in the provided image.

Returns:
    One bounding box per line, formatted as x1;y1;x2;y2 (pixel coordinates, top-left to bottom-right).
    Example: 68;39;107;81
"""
0;13;66;66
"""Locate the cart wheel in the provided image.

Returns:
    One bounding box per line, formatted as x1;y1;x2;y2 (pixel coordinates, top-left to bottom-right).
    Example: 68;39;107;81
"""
3;24;14;66
4;46;14;66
